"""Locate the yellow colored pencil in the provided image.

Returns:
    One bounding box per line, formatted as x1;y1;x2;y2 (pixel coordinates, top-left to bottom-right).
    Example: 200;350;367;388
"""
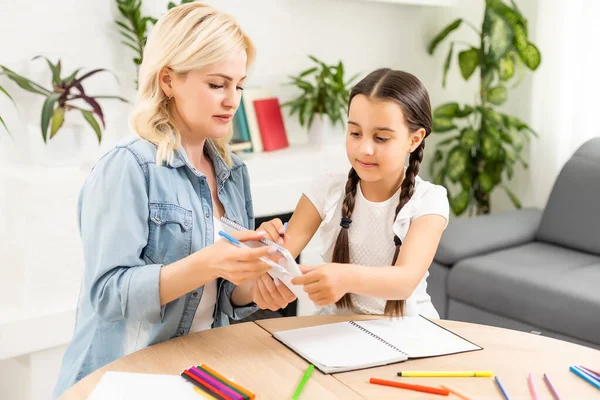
193;386;217;399
397;371;493;377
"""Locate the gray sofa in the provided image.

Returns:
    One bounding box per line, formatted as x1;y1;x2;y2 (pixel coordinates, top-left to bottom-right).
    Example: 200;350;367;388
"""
429;137;600;350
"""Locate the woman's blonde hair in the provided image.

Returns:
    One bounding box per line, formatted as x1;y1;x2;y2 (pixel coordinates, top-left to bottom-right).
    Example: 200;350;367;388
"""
131;2;255;167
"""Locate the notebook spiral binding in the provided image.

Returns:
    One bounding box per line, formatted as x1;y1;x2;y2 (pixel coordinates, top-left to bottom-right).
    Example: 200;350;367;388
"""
220;216;290;255
349;321;408;356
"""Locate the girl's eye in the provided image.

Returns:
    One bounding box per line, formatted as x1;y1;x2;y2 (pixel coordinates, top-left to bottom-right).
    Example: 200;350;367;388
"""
209;84;224;89
350;132;360;137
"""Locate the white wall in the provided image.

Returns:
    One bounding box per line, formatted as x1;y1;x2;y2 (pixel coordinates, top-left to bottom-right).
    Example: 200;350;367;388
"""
0;0;540;399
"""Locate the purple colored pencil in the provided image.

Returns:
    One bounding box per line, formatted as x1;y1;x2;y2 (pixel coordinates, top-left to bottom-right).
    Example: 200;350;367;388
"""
543;373;561;400
189;366;244;400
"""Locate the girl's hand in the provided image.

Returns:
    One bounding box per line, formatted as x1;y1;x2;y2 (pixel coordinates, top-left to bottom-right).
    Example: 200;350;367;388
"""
257;218;286;245
251;273;297;311
291;263;356;306
206;230;273;285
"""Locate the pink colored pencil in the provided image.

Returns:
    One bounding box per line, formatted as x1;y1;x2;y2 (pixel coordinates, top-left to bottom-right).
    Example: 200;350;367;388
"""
528;374;539;400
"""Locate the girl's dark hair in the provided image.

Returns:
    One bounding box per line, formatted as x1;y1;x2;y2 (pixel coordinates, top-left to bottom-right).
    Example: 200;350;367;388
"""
332;68;432;317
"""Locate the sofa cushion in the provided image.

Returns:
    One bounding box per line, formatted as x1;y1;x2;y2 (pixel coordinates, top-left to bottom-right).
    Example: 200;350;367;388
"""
447;242;600;345
536;137;600;255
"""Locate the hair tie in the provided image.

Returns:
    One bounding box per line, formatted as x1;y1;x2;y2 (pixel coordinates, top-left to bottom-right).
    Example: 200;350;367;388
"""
340;217;352;229
393;235;402;247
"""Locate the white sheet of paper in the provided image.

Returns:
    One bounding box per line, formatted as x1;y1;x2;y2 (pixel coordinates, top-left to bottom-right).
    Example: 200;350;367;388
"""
87;371;200;400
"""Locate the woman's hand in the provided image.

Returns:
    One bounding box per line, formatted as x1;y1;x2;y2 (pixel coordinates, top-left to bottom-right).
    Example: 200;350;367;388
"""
257;218;286;245
205;230;274;285
291;263;357;306
251;273;296;311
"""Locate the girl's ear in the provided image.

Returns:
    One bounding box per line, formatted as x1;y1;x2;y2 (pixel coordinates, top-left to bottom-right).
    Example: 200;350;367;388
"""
158;67;173;97
409;128;426;152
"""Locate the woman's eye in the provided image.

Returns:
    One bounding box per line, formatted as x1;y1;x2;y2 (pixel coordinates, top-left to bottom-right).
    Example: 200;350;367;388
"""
375;137;389;143
209;83;224;89
236;86;244;91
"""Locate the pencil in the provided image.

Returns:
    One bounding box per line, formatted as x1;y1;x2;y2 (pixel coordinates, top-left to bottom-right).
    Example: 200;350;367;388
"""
369;378;449;396
495;376;511;400
292;364;314;400
528;374;539;400
543;373;561;400
440;383;473;400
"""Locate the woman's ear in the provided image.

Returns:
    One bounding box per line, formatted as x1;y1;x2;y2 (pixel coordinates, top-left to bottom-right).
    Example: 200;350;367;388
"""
158;67;173;98
409;128;426;152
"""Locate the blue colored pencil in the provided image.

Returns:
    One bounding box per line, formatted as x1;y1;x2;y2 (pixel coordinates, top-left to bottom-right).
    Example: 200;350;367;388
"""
495;376;511;400
570;365;600;389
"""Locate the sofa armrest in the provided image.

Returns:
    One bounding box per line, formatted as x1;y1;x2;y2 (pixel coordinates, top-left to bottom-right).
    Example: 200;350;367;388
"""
435;208;543;266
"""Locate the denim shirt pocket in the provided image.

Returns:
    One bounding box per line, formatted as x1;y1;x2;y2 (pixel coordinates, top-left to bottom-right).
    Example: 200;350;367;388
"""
146;203;193;265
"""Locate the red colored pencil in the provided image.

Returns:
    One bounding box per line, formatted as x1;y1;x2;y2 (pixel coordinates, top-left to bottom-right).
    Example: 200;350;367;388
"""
369;377;450;396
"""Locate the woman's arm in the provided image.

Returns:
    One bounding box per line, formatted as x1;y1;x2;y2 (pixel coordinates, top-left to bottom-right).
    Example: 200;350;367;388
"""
293;215;447;305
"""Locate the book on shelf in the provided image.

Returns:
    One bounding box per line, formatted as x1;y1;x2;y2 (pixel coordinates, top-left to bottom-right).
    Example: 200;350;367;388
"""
253;97;289;152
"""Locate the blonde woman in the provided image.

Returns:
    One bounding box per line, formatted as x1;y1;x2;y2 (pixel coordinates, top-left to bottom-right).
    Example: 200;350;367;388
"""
53;4;295;397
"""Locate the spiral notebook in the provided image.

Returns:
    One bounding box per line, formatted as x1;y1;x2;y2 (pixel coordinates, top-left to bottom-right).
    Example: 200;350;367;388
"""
220;216;303;297
273;316;482;374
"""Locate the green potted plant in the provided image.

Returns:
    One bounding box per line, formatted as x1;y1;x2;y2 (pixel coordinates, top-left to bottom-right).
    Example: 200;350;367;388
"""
428;0;541;216
0;56;127;144
282;55;358;144
115;0;194;88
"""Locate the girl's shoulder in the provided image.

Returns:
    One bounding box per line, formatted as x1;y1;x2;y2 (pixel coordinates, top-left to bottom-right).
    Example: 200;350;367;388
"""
303;170;348;221
394;176;450;232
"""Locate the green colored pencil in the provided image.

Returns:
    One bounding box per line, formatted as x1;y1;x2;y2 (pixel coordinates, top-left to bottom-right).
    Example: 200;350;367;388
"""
292;364;314;399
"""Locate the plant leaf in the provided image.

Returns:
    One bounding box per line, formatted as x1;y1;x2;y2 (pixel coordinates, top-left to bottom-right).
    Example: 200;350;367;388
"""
89;95;129;103
488;85;508;105
299;67;318;78
458;48;479;80
432;117;457;133
81;109;102;143
498;54;515;81
446;146;469;182
485;9;513;62
65;68;119;91
41;93;61;143
449;189;470;215
434;102;459;119
0;115;11;136
503;185;522;208
437;136;459;147
0;84;15;104
428;19;462;55
50;106;65;139
0;65;51;96
442;43;454;88
460;127;478;147
33;55;61;87
456;105;474;118
518;42;541;70
512;22;528;51
478;172;494;193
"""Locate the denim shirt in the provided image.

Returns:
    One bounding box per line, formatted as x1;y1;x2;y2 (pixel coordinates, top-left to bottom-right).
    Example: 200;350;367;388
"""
53;136;258;398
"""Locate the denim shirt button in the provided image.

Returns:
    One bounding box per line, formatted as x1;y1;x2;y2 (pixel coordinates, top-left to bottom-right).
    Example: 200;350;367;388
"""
192;291;198;297
179;329;184;335
154;216;160;222
205;213;209;218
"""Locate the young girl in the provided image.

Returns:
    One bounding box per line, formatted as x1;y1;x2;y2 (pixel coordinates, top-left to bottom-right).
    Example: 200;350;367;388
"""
260;69;449;318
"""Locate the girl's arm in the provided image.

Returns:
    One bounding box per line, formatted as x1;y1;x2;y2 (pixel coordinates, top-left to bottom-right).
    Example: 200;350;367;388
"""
348;214;447;299
259;194;323;259
293;215;446;305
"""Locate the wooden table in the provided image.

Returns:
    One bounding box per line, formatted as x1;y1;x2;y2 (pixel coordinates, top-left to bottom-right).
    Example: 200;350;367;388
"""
63;316;600;399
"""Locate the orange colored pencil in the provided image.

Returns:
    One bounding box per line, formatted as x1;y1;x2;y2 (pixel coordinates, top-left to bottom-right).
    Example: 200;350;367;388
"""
370;378;450;396
200;364;255;400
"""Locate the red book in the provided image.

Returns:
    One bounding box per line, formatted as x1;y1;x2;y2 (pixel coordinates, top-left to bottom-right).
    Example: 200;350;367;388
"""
252;97;289;152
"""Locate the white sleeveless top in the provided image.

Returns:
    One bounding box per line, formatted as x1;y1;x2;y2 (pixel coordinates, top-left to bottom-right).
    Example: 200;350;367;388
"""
303;172;449;318
189;217;220;332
